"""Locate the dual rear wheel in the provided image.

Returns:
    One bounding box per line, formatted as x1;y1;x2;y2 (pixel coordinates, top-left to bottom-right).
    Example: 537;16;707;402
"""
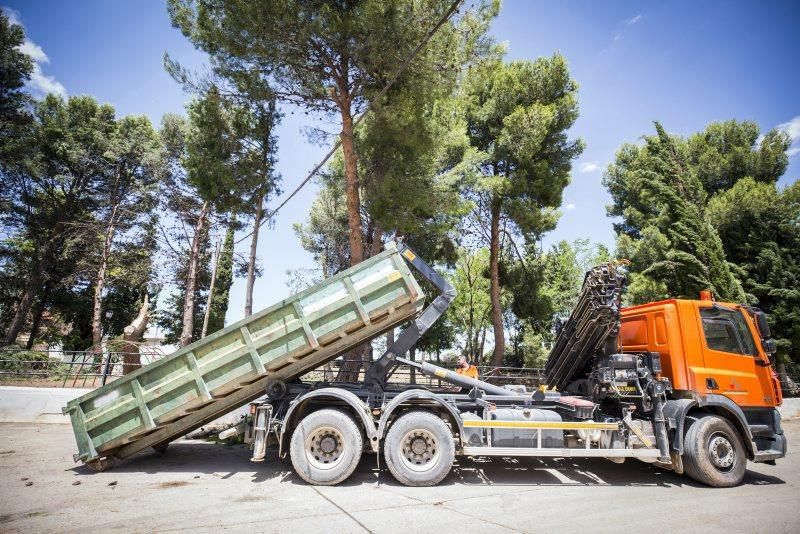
383;411;455;487
290;409;363;486
290;409;455;487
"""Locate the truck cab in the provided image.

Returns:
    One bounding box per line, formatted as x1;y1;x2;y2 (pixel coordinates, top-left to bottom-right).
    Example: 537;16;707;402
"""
620;298;787;478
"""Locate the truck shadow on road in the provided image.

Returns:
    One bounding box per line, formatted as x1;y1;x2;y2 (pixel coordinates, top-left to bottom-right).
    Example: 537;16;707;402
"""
70;439;786;489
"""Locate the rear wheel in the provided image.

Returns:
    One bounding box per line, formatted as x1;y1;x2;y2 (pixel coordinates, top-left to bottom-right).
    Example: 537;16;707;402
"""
682;414;746;487
290;409;363;486
384;411;454;487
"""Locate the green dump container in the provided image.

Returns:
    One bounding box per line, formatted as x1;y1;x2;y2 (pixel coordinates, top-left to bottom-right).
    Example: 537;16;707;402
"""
64;243;425;466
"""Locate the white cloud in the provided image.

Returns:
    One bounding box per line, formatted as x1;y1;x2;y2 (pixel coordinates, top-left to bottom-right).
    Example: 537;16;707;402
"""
2;6;66;98
777;115;800;143
579;162;600;173
627;14;642;25
2;5;21;25
19;40;48;63
771;115;800;158
29;68;66;98
565;203;576;211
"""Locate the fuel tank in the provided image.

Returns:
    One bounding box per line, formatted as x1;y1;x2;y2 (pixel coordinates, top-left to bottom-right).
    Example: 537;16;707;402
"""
489;408;564;448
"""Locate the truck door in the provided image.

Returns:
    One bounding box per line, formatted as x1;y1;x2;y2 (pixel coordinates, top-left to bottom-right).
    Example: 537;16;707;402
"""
694;303;776;408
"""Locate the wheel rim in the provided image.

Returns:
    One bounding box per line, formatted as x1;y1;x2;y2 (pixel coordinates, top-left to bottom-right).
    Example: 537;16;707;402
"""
305;425;345;470
707;432;736;471
399;429;440;473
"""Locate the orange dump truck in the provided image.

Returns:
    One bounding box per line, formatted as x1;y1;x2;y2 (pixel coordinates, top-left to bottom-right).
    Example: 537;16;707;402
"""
234;259;786;488
71;246;785;488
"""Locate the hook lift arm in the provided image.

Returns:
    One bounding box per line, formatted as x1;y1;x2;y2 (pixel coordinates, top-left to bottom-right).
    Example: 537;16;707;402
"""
364;242;456;393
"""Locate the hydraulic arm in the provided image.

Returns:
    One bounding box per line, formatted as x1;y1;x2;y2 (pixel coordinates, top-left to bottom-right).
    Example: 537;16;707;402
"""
544;262;627;391
365;242;457;392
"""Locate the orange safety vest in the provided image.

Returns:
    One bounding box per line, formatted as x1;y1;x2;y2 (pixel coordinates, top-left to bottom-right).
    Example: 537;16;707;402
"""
456;364;479;380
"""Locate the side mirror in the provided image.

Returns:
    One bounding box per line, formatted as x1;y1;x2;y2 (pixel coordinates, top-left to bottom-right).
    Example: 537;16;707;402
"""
762;338;777;355
755;311;772;339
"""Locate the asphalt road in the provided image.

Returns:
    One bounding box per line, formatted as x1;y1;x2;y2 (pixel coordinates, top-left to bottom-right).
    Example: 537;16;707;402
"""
1;420;798;533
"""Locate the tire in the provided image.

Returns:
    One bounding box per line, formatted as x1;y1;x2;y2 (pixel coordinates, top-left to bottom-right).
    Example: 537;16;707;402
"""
384;411;455;487
290;409;364;486
682;414;746;487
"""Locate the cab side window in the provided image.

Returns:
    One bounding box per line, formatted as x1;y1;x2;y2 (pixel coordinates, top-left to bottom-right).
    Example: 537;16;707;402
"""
700;307;757;356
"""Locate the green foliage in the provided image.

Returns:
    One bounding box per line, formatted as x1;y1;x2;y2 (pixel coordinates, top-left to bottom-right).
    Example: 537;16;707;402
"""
605;122;745;303
606;119;790;239
707;178;800;369
606;117;800;370
0;347;68;378
687;120;789;195
448;247;493;360
168;0;489;117
155;232;212;346
0;11;34;165
155;113;214;346
1;94;122;347
294;171;352;277
463;54;584;238
170;0;498;292
184;87;280;217
461;53;584;364
507;239;610;367
207;222;235;334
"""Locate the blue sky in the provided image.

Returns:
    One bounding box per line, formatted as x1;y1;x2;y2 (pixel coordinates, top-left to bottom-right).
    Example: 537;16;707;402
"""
4;0;799;327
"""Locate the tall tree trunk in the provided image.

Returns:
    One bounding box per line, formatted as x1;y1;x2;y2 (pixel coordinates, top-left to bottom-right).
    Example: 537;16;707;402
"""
3;232;60;345
339;103;363;267
122;295;149;375
91;210;117;348
489;196;505;367
467;297;475;358
370;223;383;257
479;328;487;365
180;201;210;348
25;284;49;350
201;238;222;338
245;188;265;317
335;79;365;383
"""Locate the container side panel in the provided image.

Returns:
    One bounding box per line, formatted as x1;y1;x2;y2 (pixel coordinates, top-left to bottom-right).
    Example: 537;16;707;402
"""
65;248;428;464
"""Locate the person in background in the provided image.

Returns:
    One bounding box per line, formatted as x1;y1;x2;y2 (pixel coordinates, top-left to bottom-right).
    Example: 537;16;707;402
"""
455;355;479;380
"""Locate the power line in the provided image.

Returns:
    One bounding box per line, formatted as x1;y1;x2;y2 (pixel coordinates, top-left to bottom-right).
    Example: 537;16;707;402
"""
235;0;464;246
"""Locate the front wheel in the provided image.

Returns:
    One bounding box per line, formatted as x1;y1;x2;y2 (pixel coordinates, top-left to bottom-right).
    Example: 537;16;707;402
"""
384;411;455;487
290;409;363;486
682;415;746;487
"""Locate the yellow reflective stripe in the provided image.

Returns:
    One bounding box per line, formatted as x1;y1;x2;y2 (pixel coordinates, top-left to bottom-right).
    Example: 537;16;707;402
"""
462;420;618;430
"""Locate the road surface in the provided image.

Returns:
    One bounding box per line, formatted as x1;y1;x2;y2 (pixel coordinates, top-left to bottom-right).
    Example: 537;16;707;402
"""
1;419;798;533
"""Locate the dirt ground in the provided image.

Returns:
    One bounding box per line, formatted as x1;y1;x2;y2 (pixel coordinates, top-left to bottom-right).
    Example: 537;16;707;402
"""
1;420;798;533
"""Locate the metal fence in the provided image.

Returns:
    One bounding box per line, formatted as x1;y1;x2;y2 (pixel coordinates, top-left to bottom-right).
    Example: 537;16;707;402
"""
2;348;798;397
0;348;165;388
302;361;546;390
0;348;546;390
